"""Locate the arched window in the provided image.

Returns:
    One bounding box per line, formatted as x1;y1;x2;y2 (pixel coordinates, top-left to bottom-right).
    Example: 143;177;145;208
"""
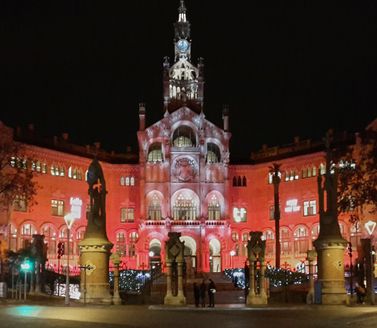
208;194;221;220
231;231;239;242
233;176;237;186
206;143;221;163
125;177;130;186
116;231;126;256
120;177;125;186
148;143;163;163
263;229;274;257
41;225;57;256
294;226;309;255
128;232;138;257
148;193;162;220
237;176;242;186
172;125;196;148
172;191;198;220
319;163;326;175
242;176;247;187
130;176;135;186
280;227;291;255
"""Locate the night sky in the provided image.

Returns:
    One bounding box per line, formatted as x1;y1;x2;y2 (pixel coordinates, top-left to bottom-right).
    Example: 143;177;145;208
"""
1;1;376;161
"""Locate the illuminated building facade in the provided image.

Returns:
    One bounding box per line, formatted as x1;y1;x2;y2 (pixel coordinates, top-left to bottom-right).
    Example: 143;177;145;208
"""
0;1;376;274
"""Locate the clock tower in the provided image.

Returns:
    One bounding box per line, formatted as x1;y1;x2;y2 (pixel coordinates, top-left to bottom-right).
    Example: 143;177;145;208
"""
163;0;204;114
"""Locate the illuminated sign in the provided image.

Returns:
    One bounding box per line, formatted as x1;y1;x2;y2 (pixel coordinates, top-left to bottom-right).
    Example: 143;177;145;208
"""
70;197;83;219
233;207;247;222
285;199;300;213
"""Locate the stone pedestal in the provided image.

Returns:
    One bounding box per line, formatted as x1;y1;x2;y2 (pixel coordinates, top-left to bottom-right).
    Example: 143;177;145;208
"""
314;238;347;305
79;237;113;304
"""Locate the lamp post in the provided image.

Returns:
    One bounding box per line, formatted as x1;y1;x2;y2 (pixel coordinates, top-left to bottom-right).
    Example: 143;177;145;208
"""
64;213;77;306
20;258;32;301
347;242;353;297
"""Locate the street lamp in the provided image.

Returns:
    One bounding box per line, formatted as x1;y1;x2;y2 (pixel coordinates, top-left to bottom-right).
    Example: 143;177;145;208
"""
20;258;32;301
64;213;77;306
347;242;353;297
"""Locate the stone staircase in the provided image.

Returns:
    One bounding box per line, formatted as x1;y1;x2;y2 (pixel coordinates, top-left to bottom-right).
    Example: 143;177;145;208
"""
148;271;245;305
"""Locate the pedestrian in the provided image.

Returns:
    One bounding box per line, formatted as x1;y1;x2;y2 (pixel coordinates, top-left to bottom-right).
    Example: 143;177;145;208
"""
208;278;216;307
193;282;200;307
200;279;206;307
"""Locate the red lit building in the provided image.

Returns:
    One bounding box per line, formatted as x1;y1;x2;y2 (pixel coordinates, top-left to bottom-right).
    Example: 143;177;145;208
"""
1;2;376;274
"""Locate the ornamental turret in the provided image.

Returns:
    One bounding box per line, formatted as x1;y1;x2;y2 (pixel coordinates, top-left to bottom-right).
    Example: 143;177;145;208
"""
163;0;204;114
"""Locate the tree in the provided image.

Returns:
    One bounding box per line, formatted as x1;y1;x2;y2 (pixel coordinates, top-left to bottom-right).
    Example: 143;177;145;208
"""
269;163;282;268
0;138;38;211
337;129;377;223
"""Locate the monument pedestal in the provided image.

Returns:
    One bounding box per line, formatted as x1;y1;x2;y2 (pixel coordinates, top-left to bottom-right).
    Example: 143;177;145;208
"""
79;237;113;304
247;293;268;305
314;238;347;305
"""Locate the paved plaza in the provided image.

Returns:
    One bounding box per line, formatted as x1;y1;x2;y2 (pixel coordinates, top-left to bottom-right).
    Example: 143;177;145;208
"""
1;301;377;328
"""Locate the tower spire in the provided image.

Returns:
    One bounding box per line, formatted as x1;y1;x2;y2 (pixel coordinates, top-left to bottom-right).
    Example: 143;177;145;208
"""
163;1;204;114
178;0;187;22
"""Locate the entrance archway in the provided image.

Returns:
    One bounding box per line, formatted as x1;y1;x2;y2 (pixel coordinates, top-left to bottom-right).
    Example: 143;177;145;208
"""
179;236;197;276
209;238;221;272
149;239;162;270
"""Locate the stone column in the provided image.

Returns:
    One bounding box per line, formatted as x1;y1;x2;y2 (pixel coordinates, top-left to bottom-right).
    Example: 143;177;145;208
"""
111;253;122;305
249;260;255;297
177;261;184;297
306;250;317;304
165;262;173;298
259;261;267;299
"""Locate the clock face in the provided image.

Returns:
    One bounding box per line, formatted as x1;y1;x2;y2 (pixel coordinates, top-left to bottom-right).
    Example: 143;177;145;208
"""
177;39;189;52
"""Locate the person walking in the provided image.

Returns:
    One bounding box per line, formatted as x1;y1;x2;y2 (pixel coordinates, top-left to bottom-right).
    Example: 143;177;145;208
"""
208;278;216;307
200;279;206;307
193;282;200;307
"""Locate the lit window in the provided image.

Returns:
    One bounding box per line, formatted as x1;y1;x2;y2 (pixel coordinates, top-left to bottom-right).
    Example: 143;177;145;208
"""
130;176;135;186
233;207;247;222
231;231;239;241
173;192;197;220
285;199;300;213
319;163;326;175
120;177;125;186
206;143;221;164
125;177;130;186
148;143;163;163
41;163;47;174
208;195;221;220
13;195;27;212
121;208;135;223
148;193;162;220
303;200;317;216
51;199;64;216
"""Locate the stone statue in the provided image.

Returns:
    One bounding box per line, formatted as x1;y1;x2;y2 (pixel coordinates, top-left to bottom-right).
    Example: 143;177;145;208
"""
316;131;343;240
85;158;107;238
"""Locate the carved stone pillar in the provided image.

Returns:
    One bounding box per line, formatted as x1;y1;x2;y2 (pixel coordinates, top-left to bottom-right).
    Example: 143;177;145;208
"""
177;261;184;297
165;262;173;298
306;250;317;304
